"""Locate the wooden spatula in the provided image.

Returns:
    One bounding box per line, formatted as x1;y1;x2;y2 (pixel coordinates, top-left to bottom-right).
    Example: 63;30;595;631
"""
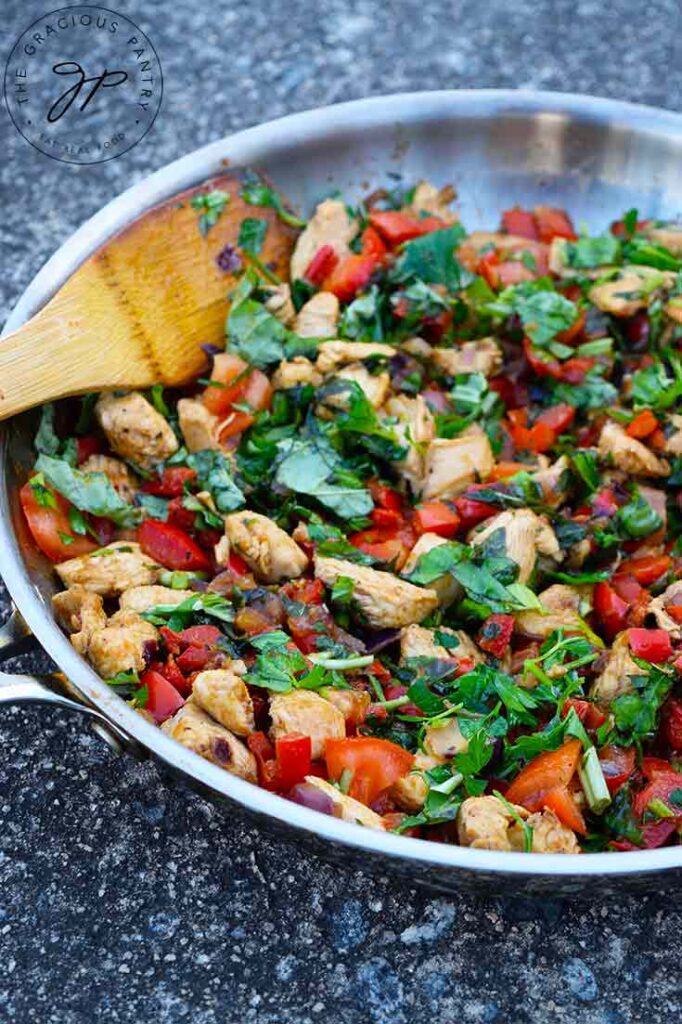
0;173;299;421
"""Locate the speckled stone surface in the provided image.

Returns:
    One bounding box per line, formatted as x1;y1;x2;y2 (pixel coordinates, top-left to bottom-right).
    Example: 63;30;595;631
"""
2;2;682;1021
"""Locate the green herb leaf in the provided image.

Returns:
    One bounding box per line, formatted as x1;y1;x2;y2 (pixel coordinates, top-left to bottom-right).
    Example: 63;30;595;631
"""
238;217;268;255
34;454;140;528
190;189;230;236
185;449;245;514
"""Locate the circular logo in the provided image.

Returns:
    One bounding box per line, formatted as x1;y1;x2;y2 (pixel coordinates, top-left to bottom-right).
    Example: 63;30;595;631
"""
3;5;162;164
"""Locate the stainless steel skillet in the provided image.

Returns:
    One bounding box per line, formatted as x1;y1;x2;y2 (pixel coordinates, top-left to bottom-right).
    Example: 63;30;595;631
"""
2;89;682;896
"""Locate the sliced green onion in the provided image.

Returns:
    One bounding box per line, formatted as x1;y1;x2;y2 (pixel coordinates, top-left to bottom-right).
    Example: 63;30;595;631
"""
647;797;675;820
338;768;353;794
578;747;611;814
159;569;207;589
307;652;374;671
430;772;463;795
577;337;613;357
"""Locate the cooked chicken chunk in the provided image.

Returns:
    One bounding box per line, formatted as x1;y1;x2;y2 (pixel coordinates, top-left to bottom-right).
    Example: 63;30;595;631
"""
322;687;371;726
52;586;107;656
531;455;571;508
302;776;386;829
598;420;669;477
518;810;582;854
648;581;682;639
401;533;461;606
224;510;308;583
590;632;642;709
192;668;255;736
457;795;529;851
177;398;223;452
95;391;178;469
271;357;323;391
384;395;436;493
119;585;194;614
161;698;257;782
664;415;682;457
330;365;391;409
268;690;345;759
430;339;502;378
469;509;562;584
643;223;682;254
515;584;587;640
421;427;494;500
402;336;433;359
400;623;483;665
294;292;339;338
79;455;139;504
315;556;438;629
424;717;469;762
263;282;296;325
55;542;161;597
589;267;675;317
290;199;358;282
409;180;457;224
315;340;396;374
390;752;439;812
548;238;616;279
86;613;157;679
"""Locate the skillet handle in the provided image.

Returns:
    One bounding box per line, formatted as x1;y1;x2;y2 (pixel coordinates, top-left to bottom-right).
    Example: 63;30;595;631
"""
0;606;38;660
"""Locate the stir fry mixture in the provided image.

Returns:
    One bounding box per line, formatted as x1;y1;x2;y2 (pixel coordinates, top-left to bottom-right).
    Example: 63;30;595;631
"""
21;176;682;853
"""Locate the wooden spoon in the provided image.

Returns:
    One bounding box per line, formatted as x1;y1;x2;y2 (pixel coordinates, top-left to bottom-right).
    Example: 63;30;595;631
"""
0;173;299;421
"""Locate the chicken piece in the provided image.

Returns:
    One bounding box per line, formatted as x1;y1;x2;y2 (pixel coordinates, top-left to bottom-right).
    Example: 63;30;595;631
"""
315;556;438;629
664;415;682;457
645;581;682;639
515;584;587;640
424;717;469;762
401;336;433;359
79;455;139;504
271;357;322;391
301;776;386;829
469;509;562;585
55;542;161;597
531;456;571;508
457;232;546;272
161;698;257;782
589;267;675;317
95;391;178;469
401;533;461;607
177;398;223;453
643;223;682;254
86;614;157;679
322;687;371;727
315;340;396;374
399;623;483;666
192;668;255;737
421;427;494;500
119;585;194;614
430;339;502;378
548;238;617;279
264;282;296;325
52;587;107;657
598;420;669;478
384;395;435;493
409;180;457;224
268;690;345;760
590;632;642;709
457;795;529;851
330;365;391;409
224;510;308;584
389;752;439;812
514;810;581;854
294;292;339;338
290;199;358;282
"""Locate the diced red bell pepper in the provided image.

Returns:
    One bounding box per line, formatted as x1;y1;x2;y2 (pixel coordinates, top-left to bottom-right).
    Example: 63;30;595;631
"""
597;744;636;794
501;207;539;240
535;404;575;436
562;698;606;731
179;625;222;646
248;731;277;788
360;226;388;261
453;489;498;530
274;733;313;792
76;436;102;464
280;577;326;605
176;645;213;673
633;772;682;819
593;582;629;640
627;628;672;663
626;410;658;439
227;550;250;576
322;254;377;303
138;519;212;572
661;698;682;751
349;528;408;565
642;756;678;780
370;507;403;530
414;501;461;538
509;420;556;454
368;209;443;246
142;467;197;498
611;574;644;605
304;244;339;286
477;614;514;658
368;482;403;512
533;206;578;243
153;654;191;697
478;250;500;289
618;554;671;586
140;669;185;724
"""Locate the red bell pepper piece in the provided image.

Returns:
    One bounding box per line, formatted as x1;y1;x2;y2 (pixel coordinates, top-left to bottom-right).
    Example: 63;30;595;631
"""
627;628;672;663
141;467;197;498
274;734;313;792
453;488;498;530
533;206;578;243
477;250;500;289
227;550;250;576
323;254;377;303
368;482;403;512
140;669;185;724
501;207;539;240
360;225;388;261
561;698;606;731
368;209;443;246
626;409;658;439
303;244;339;285
178;625;222;647
153;655;191;697
414;501;461;538
176;645;213;674
597;744;636;794
370;507;403;530
535;404;575;436
593;582;629;640
617;554;671;586
642;756;678;780
633;771;682;819
138;519;212;572
477;614;515;658
661;698;682;751
349;528;408;565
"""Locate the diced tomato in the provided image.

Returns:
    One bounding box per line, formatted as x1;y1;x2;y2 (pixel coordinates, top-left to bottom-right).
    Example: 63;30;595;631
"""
76;436;102;464
626;409;658;439
556;310;587;346
178;625;222;647
166;496;198;534
593;582;629;640
152;654;191;697
561;356;595;384
414;501;461;538
368;482;403;512
618;554;671;586
140;669;185;724
453;490;498;531
477;614;514;658
275;734;313;792
562;698;606;731
141;467;197;498
323;254;377;303
325;736;414;805
522;337;562;379
627;628;672;663
533;206;578;243
218;368;272;441
370;507;403;530
598;744;636;794
20;480;96;562
501;207;539;240
633;772;682;819
227;550;250;576
535;404;575;436
642;756;676;781
360;226;388;261
505;740;586;833
174;645;211;673
661;698;682;751
478;250;500;289
303;244;339;285
202;352;250;415
281;577;326;605
649;428;667;452
488;462;529;481
368;209;443;246
138;519;211;572
248;731;277;788
349;528;407;565
509;420;556;454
